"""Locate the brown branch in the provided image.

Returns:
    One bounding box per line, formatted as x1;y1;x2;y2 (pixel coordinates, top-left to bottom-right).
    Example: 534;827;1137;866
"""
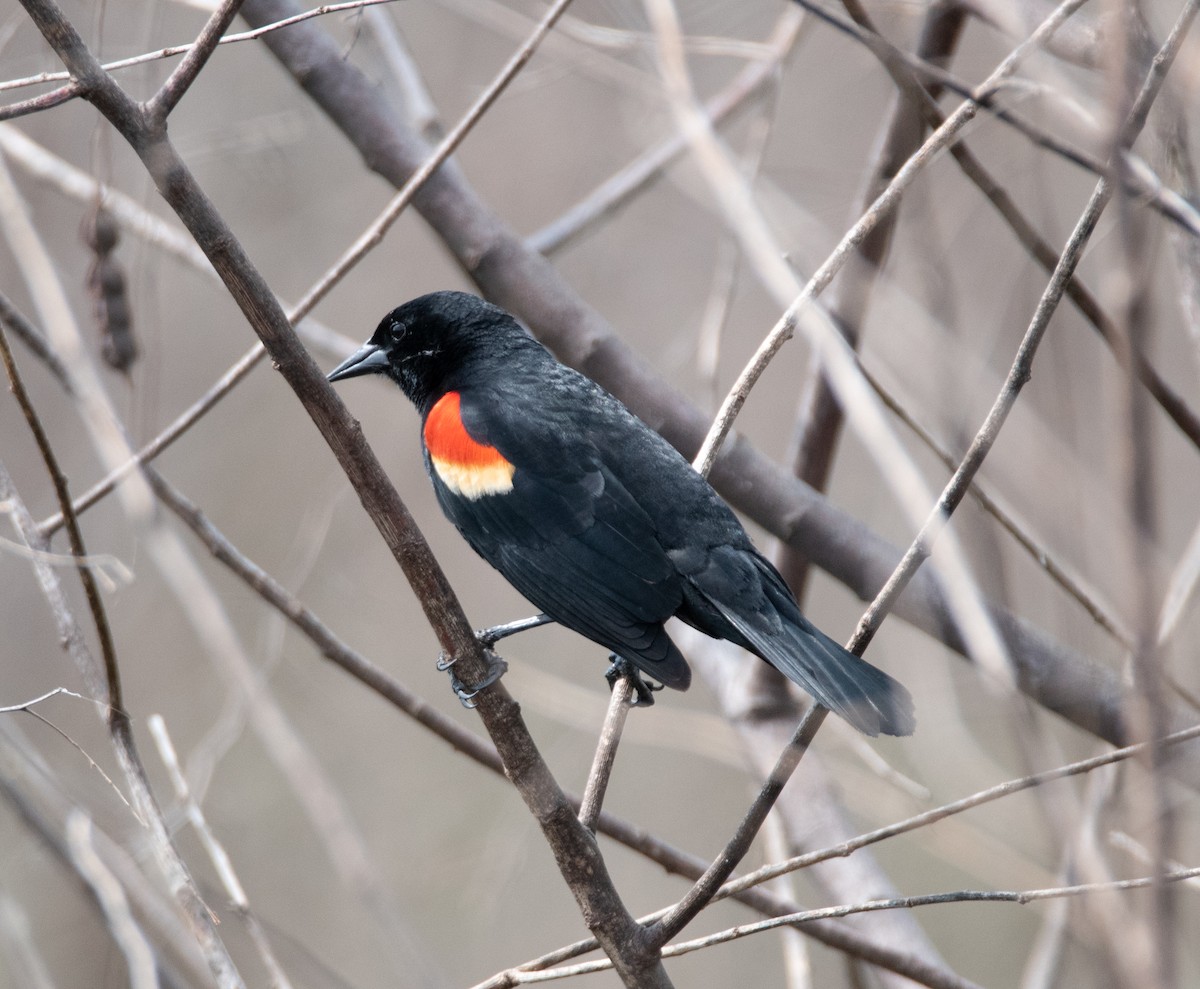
578;677;634;831
0;328;119;711
0;289;72;388
0;81;79;120
145;0;246;122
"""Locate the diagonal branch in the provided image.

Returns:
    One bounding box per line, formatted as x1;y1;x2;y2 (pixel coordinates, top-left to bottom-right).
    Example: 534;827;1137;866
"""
145;0;245;122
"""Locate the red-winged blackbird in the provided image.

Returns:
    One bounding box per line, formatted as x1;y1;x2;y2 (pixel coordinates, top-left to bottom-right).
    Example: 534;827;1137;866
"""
328;291;914;736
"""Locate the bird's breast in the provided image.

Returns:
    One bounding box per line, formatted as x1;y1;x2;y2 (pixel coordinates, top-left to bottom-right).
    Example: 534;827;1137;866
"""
424;391;516;500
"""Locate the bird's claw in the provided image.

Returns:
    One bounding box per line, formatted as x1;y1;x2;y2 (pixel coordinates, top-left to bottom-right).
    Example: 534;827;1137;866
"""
605;655;661;707
438;649;508;708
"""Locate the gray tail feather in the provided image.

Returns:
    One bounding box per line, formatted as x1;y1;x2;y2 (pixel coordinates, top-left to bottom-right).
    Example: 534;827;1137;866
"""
722;609;915;737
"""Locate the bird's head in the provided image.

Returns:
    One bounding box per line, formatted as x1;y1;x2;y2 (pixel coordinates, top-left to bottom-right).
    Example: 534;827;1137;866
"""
327;291;533;414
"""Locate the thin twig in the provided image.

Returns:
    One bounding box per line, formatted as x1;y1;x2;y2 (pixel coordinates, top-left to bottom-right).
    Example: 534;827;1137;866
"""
854;186;1107;654
0;0;400;95
578;676;634;831
790;0;1200;241
0;82;79;120
526;9;805;257
65;813;158;989
720;721;1200;899
648;705;826;945
38;342;267;536
657;867;1200;967
145;0;245;121
0;192;122;715
147;716;296;989
19;706;140;820
856;359;1129;645
284;0;579;322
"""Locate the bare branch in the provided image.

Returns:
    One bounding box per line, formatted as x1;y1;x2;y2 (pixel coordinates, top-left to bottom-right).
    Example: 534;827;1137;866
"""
65;813;158;989
142;467;970;988
145;0;245;122
0;0;401;98
147;715;296;989
527;9;804;257
723;721;1200;899
791;0;1200;241
578;676;635;832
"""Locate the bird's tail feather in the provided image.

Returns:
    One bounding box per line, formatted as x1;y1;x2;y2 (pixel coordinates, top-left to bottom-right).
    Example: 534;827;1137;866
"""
717;605;915;737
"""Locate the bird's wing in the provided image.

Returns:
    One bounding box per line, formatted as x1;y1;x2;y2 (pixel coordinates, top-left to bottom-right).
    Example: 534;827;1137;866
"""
427;389;692;689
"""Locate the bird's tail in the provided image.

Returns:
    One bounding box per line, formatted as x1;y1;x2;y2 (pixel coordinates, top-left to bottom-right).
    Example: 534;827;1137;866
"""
708;562;915;736
770;619;915;737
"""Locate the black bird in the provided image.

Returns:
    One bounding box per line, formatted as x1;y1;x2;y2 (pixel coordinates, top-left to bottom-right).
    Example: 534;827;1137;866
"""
328;291;914;736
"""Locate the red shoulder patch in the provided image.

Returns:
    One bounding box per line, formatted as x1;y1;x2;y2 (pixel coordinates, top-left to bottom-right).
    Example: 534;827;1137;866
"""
424;392;515;499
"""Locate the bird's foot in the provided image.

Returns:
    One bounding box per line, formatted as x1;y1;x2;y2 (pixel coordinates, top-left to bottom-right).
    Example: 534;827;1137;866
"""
605;655;661;707
476;613;554;648
437;649;508;709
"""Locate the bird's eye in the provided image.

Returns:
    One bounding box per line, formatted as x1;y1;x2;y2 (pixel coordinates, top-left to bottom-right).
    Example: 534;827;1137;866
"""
388;320;407;343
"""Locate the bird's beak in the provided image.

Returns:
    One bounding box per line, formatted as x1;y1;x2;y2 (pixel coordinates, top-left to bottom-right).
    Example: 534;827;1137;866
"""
327;343;390;382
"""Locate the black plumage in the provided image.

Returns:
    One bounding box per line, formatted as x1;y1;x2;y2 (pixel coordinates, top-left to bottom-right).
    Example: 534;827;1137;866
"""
328;291;914;737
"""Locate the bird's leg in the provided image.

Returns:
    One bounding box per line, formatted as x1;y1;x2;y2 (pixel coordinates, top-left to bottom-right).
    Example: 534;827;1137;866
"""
604;655;661;707
476;612;554;647
434;613;551;708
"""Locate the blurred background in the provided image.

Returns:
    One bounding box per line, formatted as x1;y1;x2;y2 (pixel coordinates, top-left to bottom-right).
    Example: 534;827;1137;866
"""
1;0;1198;986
